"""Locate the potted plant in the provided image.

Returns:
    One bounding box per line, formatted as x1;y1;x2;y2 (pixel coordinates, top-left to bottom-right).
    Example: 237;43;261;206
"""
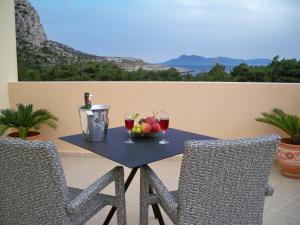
0;103;58;140
256;108;300;178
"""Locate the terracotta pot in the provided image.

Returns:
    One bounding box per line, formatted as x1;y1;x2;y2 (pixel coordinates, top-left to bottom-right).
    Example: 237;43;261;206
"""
277;138;300;178
8;131;42;141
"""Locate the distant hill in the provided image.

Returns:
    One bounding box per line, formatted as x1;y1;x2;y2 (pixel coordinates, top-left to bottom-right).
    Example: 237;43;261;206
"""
163;55;271;66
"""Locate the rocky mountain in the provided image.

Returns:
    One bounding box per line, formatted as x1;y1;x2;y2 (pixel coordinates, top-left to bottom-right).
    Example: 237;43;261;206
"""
15;0;181;72
15;0;46;47
163;55;271;66
15;0;94;65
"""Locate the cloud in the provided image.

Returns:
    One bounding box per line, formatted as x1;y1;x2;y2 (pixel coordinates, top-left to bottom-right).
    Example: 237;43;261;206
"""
137;0;300;14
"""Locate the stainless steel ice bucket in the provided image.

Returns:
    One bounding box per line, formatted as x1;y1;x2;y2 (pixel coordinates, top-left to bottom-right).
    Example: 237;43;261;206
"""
79;104;110;141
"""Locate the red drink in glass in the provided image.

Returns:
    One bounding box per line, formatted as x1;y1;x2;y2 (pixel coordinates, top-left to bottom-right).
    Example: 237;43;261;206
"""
159;118;169;131
125;119;134;130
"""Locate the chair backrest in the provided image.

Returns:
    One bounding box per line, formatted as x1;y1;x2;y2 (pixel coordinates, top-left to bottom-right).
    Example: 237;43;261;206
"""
178;135;279;225
0;137;69;225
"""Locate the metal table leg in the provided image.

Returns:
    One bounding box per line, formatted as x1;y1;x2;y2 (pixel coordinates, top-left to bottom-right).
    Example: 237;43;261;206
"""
149;185;165;225
103;167;138;225
103;167;165;225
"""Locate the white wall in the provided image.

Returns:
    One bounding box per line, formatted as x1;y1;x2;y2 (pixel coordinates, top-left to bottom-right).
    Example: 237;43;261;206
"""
0;0;18;109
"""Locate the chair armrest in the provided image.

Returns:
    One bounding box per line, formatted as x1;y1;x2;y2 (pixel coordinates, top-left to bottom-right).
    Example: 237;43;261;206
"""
66;166;124;214
265;184;274;197
142;165;178;214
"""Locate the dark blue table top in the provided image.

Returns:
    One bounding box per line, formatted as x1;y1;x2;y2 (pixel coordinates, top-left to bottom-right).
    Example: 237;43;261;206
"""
60;127;216;168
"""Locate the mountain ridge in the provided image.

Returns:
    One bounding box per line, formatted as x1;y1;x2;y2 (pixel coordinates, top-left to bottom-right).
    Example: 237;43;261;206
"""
163;55;271;66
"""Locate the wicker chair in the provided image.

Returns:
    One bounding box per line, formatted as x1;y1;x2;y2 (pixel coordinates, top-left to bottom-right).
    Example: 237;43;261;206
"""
140;135;279;225
0;137;126;225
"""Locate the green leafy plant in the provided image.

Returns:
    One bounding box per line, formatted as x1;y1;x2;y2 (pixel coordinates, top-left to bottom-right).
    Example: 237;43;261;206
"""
0;103;58;139
256;108;300;144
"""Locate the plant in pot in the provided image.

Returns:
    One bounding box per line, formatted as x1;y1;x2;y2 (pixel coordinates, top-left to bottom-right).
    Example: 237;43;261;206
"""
256;108;300;178
0;103;58;140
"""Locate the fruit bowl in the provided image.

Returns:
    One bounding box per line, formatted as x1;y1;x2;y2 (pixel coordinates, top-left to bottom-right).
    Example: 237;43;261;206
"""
131;131;159;139
129;114;162;139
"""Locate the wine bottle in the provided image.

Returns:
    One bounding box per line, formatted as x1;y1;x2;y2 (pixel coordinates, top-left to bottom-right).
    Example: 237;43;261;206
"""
84;92;92;109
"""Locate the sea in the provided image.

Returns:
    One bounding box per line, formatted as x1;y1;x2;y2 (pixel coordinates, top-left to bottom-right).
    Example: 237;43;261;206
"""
175;65;236;75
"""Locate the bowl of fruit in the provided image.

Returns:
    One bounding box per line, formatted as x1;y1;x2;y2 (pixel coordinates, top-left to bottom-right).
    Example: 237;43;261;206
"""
131;115;161;138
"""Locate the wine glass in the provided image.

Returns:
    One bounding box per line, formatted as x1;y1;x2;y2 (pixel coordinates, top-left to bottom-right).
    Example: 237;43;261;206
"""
159;113;170;144
124;113;134;144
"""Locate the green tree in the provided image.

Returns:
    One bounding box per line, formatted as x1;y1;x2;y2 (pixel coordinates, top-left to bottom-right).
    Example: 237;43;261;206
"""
195;63;231;81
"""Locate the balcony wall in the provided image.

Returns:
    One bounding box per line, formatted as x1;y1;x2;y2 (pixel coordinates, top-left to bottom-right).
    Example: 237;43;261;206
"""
8;82;300;147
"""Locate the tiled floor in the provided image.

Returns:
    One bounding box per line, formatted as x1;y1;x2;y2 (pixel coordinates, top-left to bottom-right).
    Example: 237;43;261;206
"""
60;154;300;225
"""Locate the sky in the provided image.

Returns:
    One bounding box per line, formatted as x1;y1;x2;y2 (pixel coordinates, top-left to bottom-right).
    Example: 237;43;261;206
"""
30;0;300;63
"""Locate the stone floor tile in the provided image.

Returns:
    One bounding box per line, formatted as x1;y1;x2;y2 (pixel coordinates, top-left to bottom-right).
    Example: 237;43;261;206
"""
277;196;300;221
263;211;300;225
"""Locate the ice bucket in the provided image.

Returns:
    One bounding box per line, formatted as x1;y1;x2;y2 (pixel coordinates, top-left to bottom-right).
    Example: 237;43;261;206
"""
79;104;110;141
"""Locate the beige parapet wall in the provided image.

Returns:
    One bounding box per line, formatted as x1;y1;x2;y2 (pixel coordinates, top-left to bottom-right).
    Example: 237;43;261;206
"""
8;82;300;143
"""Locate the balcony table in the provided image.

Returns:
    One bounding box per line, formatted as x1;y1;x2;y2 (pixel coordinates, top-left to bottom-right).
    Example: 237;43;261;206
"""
60;126;215;225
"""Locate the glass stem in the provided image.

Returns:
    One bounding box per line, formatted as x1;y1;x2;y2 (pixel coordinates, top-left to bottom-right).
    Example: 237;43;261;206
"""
128;130;132;141
162;130;166;141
